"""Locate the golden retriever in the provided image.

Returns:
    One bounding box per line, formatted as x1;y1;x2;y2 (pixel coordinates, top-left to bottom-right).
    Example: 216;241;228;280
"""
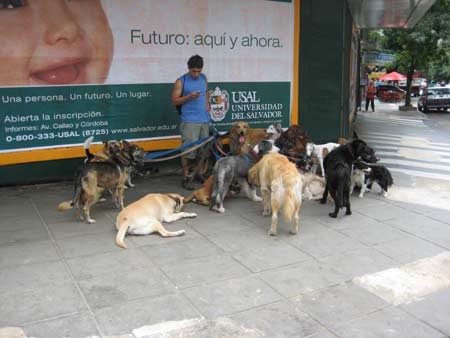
184;175;215;206
115;193;195;249
248;153;303;235
229;121;267;154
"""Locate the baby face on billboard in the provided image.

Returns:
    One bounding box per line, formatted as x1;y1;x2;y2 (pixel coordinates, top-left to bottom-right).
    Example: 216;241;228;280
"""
0;0;113;86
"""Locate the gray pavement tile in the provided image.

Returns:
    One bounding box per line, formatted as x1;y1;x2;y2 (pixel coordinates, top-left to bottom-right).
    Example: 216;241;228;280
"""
318;247;396;280
183;276;282;318
0;282;86;326
0;201;35;219
384;215;450;249
259;260;346;298
23;312;100;338
0;260;71;294
291;282;388;329
128;224;201;247
425;209;450;225
140;237;224;265
337;221;407;246
356;203;417;222
332;306;446;338
0;215;43;232
232;241;311;272
373;235;447;264
0;240;60;269
47;217;115;240
229;300;321;338
316;211;382;231
286;223;367;259
94;293;200;336
0;227;50;245
56;231;129;258
66;248;154;280
159;254;250;289
401;287;450;336
305;331;338;338
186;212;259;236
78;266;175;309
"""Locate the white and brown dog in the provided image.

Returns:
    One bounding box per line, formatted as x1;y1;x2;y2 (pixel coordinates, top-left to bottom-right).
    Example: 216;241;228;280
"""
306;142;341;176
115;193;196;249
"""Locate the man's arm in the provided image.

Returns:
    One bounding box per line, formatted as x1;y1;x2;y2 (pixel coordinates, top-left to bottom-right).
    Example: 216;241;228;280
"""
171;79;199;106
205;75;211;112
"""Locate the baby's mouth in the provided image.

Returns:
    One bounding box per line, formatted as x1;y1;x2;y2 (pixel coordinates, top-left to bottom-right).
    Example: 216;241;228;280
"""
31;62;85;85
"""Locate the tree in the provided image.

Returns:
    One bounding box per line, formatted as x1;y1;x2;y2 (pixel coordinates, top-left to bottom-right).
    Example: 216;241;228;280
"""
382;0;450;108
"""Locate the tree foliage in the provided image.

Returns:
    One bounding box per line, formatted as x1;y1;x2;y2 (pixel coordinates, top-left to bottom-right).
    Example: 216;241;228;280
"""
381;0;450;106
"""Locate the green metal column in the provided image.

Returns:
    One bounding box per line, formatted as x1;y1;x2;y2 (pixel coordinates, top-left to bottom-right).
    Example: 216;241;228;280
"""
298;0;353;142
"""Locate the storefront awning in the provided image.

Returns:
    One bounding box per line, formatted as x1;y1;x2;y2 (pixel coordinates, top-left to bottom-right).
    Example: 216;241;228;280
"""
347;0;437;28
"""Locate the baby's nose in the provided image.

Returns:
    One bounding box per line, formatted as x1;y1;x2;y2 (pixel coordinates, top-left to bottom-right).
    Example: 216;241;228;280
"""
42;1;82;45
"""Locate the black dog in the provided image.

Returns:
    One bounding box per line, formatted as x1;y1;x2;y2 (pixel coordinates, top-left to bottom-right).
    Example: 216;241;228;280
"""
362;162;394;197
320;139;377;218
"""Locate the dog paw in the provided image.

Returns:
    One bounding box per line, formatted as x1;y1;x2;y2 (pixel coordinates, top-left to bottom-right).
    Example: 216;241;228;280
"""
358;194;363;198
345;210;352;215
187;213;197;218
262;210;271;217
87;218;96;224
252;196;263;202
328;213;337;218
290;229;298;235
268;229;277;236
218;207;225;213
177;230;186;236
320;199;327;204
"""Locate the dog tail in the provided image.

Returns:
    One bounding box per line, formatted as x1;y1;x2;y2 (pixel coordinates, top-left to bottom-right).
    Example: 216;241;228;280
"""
83;136;95;162
282;176;302;223
115;217;130;249
184;192;195;203
57;200;73;211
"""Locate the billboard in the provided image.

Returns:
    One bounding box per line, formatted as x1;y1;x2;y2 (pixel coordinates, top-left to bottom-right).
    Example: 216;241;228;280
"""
0;0;294;164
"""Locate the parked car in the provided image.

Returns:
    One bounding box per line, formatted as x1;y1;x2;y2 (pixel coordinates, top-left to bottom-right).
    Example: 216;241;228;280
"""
376;85;406;102
417;87;450;113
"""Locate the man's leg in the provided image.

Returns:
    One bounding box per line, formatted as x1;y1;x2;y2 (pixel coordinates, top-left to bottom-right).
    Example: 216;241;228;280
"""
371;98;375;112
365;98;369;111
180;122;202;189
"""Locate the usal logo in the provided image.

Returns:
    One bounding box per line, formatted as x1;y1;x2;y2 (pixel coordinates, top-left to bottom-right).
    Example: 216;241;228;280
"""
209;86;229;122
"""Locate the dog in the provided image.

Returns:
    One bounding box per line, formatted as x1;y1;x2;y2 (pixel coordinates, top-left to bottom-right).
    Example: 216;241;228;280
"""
228;121;267;155
275;124;310;156
350;161;372;198
58;140;146;223
301;172;326;200
184;175;215;206
248;153;303;235
306;142;341;176
351;161;394;197
84;137;141;188
320;139;377;218
115;193;195;249
210;139;277;213
266;123;283;142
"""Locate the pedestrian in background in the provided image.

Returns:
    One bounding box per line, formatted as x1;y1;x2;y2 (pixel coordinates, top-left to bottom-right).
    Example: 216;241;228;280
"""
366;81;377;112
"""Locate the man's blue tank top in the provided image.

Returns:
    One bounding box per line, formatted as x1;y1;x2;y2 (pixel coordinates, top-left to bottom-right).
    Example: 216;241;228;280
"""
179;73;210;123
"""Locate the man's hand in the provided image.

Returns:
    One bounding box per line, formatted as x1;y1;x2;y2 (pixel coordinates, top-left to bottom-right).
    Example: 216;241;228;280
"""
189;91;201;99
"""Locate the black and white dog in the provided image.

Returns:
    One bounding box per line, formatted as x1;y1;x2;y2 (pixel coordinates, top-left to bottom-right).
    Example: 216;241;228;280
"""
351;160;393;197
320;139;377;218
210;140;278;213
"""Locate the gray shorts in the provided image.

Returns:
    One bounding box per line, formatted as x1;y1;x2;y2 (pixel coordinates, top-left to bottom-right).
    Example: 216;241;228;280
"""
180;122;210;159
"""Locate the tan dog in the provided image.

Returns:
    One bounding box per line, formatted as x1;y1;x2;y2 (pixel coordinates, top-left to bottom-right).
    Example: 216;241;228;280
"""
229;121;267;154
248;153;303;235
84;136;122;163
184;175;215;206
115;193;195;249
301;172;326;200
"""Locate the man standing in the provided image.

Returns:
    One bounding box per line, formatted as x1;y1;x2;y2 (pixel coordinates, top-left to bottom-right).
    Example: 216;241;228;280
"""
172;55;211;189
365;81;377;112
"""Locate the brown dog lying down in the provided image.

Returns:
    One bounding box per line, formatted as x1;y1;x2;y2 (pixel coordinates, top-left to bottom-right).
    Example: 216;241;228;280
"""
229;121;267;154
184;175;215;206
115;193;196;249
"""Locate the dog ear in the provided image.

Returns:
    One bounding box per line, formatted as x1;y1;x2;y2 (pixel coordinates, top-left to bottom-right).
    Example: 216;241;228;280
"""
121;140;131;150
167;194;182;211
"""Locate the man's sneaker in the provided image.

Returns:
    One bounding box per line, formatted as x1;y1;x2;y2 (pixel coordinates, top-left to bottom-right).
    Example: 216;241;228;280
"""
182;176;195;190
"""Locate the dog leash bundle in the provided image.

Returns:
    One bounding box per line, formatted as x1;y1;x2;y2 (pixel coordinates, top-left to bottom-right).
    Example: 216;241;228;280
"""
144;135;215;163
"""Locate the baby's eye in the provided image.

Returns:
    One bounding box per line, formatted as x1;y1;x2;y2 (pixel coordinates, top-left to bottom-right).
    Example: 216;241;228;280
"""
0;0;26;9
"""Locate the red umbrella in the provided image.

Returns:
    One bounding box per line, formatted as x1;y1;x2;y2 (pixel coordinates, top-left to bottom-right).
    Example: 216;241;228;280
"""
379;71;407;81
